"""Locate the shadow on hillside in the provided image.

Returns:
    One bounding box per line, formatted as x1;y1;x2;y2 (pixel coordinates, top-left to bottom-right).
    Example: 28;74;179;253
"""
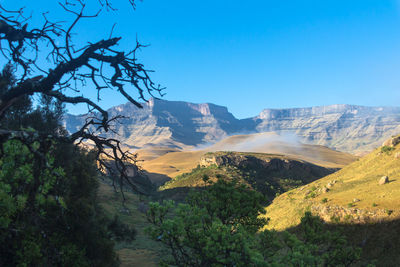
142;171;171;187
156;186;199;202
286;218;400;266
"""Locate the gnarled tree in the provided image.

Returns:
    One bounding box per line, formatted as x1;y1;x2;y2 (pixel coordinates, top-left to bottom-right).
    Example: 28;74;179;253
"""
0;0;162;195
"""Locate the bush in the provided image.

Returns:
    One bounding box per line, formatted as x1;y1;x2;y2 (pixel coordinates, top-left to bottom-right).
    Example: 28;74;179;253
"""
0;140;119;266
381;146;395;154
146;180;362;266
108;215;137;242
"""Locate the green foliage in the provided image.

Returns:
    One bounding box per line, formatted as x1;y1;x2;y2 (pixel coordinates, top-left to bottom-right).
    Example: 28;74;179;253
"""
108;215;137;242
321;198;328;203
147;179;267;266
187;179;268;232
0;69;120;266
385;209;393;216
0;139;119;266
147;180;362;266
381;145;395;154
296;212;361;266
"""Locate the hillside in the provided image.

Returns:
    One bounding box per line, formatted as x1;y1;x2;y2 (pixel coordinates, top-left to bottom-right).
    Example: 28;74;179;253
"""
206;132;357;168
97;182;165;267
264;135;400;230
139;133;357;183
159;151;338;202
64;99;400;154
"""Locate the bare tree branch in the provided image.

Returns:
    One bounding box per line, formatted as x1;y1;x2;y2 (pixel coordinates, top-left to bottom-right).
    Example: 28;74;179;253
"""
0;0;161;195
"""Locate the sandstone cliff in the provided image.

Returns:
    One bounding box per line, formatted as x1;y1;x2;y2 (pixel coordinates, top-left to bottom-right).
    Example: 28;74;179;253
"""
64;99;400;154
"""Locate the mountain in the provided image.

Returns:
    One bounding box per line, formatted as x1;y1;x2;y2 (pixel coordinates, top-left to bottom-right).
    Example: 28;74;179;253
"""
253;104;400;154
64;99;400;154
64;98;244;150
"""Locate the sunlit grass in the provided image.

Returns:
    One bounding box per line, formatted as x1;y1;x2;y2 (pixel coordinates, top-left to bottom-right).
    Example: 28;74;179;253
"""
264;140;400;230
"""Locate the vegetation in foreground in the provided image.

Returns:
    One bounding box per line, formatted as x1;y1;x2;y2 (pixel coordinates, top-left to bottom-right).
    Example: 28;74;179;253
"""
147;179;362;266
0;67;135;266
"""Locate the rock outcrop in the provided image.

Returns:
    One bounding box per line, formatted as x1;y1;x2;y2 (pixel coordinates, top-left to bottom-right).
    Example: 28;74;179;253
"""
379;176;389;185
311;205;393;224
199;152;336;185
382;135;400;147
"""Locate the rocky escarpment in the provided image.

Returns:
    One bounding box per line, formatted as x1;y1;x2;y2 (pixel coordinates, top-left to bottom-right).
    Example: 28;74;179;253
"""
161;151;338;202
200;152;335;176
200;152;337;186
64;99;400;153
64;98;243;150
252;104;400;154
311;205;394;224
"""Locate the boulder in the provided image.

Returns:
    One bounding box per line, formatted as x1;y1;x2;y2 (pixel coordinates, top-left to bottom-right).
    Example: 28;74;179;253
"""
379;176;389;185
322;187;330;193
382;135;400;147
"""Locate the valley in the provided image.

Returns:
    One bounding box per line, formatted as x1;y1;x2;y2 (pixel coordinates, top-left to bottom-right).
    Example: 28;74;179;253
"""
66;100;400;266
3;2;400;266
99;132;400;266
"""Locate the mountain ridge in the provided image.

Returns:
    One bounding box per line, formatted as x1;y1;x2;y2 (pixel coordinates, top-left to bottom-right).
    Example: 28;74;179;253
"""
64;99;400;154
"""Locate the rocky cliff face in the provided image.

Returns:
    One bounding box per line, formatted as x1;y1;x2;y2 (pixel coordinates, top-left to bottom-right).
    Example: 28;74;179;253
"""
199;152;336;183
253;105;400;153
64;99;400;153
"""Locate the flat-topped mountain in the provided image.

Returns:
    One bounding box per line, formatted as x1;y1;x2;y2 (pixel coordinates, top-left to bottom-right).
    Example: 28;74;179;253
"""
253;104;400;154
64;98;243;149
64;99;400;154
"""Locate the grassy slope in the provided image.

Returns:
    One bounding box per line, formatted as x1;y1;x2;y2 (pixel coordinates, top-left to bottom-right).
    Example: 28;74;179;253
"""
140;150;205;178
97;182;168;267
264;141;400;231
160;151;319;190
136;146;181;161
159;151;337;204
139;133;357;182
207;133;357;168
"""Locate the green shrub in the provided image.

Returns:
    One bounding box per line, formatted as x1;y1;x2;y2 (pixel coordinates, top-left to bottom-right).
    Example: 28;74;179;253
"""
385;209;393;215
147;181;362;266
344;214;353;222
381;146;395;154
108;215;136;242
0;140;119;266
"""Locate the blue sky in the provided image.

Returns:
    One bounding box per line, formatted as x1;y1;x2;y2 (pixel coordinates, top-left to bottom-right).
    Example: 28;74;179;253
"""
3;0;400;118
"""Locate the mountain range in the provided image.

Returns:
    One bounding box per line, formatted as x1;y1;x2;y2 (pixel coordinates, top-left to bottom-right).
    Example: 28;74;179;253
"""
64;98;400;154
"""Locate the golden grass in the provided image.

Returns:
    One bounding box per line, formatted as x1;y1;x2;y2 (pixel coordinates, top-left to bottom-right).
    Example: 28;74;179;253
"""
139;150;205;178
138;133;357;181
207;133;357;168
135;146;181;161
264;142;400;231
